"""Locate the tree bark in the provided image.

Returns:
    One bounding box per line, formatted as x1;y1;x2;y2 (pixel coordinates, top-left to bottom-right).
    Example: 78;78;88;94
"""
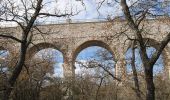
131;40;142;100
120;0;156;99
3;42;27;100
2;0;43;99
144;67;155;100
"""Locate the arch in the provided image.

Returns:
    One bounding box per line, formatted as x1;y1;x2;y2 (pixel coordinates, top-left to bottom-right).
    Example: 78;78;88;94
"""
27;42;65;77
27;42;65;60
0;44;15;57
0;45;12;73
125;38;161;50
0;46;9;60
73;40;116;80
124;38;170;78
0;45;13;60
73;40;115;64
125;38;169;60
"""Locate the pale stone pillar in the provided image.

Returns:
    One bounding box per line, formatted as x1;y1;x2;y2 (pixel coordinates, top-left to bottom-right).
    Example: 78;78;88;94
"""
62;51;75;100
160;48;170;80
114;43;127;80
63;52;75;78
164;44;170;80
63;61;74;78
115;58;126;79
164;50;170;80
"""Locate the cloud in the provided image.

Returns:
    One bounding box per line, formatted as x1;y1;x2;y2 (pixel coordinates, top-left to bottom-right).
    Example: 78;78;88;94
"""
0;0;125;27
53;62;64;77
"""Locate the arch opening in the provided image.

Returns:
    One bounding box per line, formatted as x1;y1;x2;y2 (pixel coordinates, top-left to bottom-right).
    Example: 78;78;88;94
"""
28;42;64;59
0;48;10;73
74;40;116;84
28;43;64;78
33;48;64;77
125;38;168;79
73;40;115;63
75;46;115;76
125;47;164;76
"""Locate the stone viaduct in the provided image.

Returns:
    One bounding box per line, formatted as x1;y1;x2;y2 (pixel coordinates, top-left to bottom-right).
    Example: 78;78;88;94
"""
0;18;170;79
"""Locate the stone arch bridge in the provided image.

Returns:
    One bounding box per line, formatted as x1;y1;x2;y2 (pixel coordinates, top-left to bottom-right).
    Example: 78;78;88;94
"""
0;19;170;79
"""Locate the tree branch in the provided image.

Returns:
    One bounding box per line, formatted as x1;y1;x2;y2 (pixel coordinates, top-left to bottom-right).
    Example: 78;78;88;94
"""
120;0;149;64
150;33;170;65
0;34;22;43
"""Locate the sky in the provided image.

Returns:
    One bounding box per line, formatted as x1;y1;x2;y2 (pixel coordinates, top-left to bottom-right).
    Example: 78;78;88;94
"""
1;0;169;26
55;0;122;19
0;0;123;26
75;46;115;77
34;48;64;77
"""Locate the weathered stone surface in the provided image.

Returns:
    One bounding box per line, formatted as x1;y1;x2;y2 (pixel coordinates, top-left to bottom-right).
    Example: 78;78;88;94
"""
0;19;170;79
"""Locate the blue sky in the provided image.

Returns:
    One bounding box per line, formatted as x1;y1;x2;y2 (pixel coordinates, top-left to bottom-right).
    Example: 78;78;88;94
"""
0;0;123;26
34;48;64;77
75;46;115;76
125;47;164;75
1;0;169;26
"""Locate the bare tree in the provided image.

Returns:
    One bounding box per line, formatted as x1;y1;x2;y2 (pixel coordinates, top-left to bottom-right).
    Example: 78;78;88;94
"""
130;40;142;100
11;57;54;100
120;0;170;100
0;0;73;99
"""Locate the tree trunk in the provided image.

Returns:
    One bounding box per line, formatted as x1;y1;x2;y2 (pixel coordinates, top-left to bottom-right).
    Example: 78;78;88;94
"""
131;41;142;100
3;42;27;100
144;67;155;100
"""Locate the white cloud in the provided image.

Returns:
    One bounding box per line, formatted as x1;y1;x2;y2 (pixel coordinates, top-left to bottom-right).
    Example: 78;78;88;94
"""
0;0;125;26
53;62;64;77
